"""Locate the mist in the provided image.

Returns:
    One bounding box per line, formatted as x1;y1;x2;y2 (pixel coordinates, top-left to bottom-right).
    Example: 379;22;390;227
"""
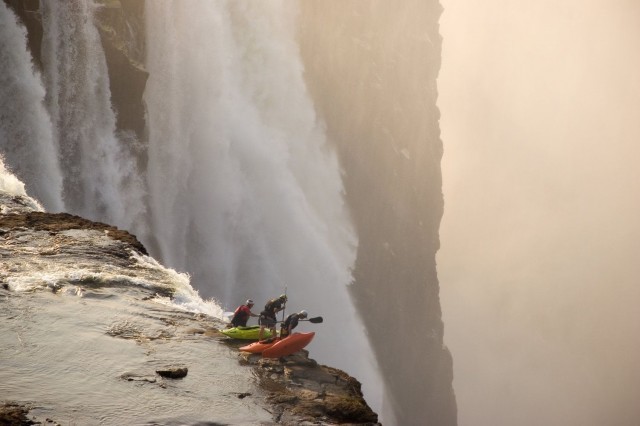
438;1;640;425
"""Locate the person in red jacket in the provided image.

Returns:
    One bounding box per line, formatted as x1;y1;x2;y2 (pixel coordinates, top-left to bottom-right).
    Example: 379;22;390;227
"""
230;299;258;327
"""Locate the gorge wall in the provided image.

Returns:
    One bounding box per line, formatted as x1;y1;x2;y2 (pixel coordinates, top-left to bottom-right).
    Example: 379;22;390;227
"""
297;2;456;424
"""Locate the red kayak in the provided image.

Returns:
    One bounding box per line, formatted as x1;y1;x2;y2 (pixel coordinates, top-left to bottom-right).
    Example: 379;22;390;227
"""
239;338;278;354
262;332;315;358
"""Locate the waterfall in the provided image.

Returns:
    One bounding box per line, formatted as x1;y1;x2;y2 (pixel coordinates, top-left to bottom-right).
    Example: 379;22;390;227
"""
144;1;384;410
40;0;146;233
0;3;63;211
144;1;353;307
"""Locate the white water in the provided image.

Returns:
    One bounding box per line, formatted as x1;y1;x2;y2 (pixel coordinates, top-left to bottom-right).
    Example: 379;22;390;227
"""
0;3;63;211
0;157;44;214
40;0;147;233
144;1;383;414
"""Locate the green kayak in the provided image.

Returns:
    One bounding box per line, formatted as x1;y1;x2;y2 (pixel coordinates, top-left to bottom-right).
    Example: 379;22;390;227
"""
220;325;274;340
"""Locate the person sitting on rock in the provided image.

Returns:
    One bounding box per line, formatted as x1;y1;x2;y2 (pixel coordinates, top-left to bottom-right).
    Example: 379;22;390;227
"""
258;294;287;341
229;299;258;327
280;310;308;338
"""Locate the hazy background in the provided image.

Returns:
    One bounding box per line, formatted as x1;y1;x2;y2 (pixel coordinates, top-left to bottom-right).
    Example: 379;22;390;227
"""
438;0;640;425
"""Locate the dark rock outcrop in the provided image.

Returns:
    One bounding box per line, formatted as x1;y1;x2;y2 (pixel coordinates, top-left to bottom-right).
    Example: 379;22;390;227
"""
239;349;380;425
0;210;147;256
155;366;189;379
94;0;148;141
0;402;35;426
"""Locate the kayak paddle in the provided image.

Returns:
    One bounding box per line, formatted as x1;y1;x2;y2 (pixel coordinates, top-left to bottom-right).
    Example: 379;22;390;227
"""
276;316;323;324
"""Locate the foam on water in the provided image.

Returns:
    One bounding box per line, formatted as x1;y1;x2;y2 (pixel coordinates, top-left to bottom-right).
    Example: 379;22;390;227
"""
0;3;64;211
131;252;225;318
0;158;44;212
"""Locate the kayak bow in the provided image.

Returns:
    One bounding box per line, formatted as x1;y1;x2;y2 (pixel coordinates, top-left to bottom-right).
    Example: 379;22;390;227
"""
221;325;273;340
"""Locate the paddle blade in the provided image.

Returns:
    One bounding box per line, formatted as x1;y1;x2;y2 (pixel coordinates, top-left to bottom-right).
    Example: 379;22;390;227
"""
308;316;323;323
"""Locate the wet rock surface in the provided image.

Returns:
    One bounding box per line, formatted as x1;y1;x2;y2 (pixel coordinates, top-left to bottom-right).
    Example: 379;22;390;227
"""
1;193;380;425
229;339;380;425
0;210;148;256
0;402;35;426
155;366;189;379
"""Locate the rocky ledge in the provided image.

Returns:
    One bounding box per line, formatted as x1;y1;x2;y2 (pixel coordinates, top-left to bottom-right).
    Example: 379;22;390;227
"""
0;209;148;256
238;349;379;425
0;192;379;425
205;328;380;425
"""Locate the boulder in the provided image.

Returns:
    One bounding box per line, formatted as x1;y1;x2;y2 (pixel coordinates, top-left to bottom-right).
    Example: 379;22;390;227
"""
155;366;189;379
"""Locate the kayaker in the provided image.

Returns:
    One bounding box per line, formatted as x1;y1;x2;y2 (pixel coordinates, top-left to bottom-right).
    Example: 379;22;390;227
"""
280;310;308;338
258;294;287;341
229;299;259;327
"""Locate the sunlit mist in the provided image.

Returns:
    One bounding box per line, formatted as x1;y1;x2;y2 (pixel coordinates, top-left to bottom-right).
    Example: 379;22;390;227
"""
438;1;640;425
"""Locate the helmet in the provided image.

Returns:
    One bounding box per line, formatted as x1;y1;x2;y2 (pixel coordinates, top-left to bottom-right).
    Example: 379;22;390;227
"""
279;294;288;301
246;299;254;306
299;310;308;318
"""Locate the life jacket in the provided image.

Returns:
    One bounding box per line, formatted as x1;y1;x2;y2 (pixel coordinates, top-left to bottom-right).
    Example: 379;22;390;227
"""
280;313;300;337
231;305;251;327
261;298;284;319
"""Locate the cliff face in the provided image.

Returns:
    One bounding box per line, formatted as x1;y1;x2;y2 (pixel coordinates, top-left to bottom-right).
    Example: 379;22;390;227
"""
4;0;148;141
297;2;457;425
94;0;147;141
3;0;41;67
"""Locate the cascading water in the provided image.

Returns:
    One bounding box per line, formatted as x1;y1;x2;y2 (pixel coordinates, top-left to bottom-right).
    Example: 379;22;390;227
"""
144;1;384;413
0;2;63;212
145;2;355;300
40;0;146;233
